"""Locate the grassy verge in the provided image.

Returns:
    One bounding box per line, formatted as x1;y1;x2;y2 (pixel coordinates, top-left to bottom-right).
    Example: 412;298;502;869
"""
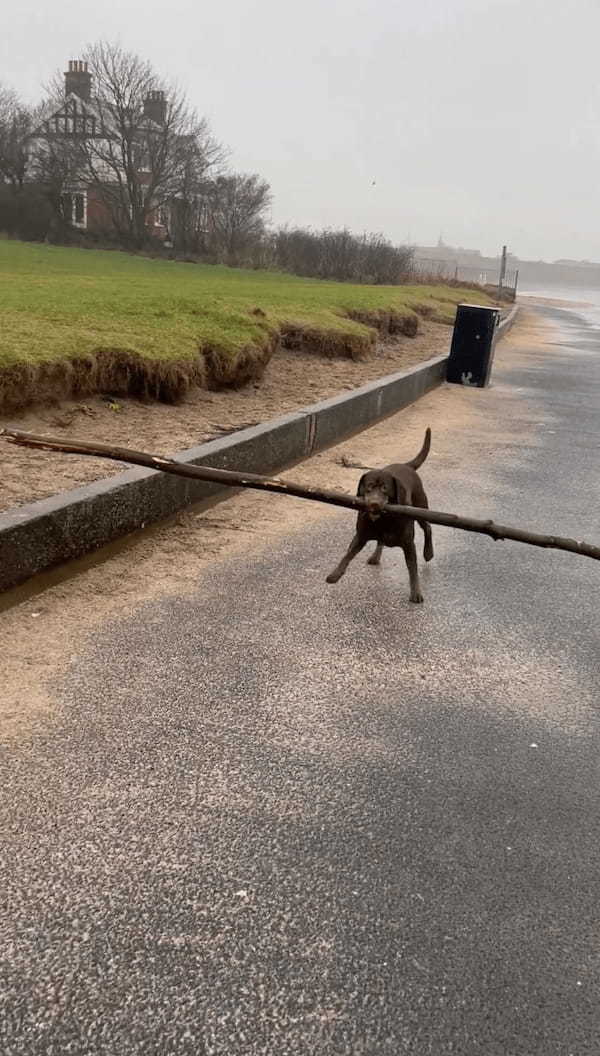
0;240;493;412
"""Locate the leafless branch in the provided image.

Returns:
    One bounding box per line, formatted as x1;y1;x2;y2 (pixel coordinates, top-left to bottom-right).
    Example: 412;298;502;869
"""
2;428;599;565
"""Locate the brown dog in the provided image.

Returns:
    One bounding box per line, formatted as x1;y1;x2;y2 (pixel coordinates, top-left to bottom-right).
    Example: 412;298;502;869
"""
326;428;433;603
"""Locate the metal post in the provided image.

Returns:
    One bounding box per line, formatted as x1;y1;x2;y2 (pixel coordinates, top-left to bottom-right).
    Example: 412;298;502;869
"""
499;244;507;292
496;246;507;293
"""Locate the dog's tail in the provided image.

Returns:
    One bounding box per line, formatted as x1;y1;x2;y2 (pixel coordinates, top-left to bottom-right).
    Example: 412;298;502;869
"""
407;427;431;469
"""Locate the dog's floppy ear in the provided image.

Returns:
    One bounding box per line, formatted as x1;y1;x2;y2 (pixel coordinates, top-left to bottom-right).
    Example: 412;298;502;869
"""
382;472;399;505
357;473;368;497
389;474;408;507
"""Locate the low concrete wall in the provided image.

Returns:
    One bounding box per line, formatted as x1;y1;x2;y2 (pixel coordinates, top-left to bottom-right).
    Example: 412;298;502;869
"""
309;356;447;454
0;305;517;593
496;304;519;340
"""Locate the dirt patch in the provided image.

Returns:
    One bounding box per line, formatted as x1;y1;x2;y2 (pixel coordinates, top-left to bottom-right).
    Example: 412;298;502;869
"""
0;320;450;512
508;307;564;352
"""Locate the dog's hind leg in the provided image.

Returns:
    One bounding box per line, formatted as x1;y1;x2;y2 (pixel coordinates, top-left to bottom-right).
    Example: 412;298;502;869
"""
326;533;367;584
367;543;384;566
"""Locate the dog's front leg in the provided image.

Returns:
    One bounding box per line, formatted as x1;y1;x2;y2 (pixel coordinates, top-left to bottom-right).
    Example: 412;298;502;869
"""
402;539;424;603
421;521;434;563
415;489;434;562
367;543;384;566
326;533;366;584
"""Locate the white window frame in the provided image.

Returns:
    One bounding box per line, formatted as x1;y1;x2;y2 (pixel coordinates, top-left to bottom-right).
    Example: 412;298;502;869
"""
62;191;88;229
72;192;87;228
156;204;170;228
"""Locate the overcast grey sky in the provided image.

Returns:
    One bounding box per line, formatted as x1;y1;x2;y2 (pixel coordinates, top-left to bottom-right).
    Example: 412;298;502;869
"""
3;0;599;261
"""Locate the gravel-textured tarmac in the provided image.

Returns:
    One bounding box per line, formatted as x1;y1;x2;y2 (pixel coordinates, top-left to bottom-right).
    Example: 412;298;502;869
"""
1;306;599;1054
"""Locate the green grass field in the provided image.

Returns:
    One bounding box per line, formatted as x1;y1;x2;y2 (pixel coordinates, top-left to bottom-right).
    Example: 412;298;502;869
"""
0;239;492;411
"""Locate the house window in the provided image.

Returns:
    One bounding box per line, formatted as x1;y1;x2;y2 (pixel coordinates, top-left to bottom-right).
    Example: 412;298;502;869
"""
74;194;85;224
61;192;87;229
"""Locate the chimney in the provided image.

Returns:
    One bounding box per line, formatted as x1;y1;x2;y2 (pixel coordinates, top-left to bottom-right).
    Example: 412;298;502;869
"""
65;60;92;102
143;90;167;125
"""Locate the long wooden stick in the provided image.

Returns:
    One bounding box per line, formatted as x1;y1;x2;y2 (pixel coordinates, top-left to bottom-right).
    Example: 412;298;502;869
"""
2;427;599;563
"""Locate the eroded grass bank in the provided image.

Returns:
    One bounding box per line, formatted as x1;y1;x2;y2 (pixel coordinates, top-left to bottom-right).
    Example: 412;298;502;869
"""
0;240;492;412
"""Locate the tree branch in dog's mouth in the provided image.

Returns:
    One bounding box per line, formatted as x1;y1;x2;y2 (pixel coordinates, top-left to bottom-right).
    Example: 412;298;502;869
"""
2;428;600;566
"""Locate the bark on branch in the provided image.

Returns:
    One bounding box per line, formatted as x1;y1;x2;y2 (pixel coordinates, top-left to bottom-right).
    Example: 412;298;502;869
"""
2;427;599;564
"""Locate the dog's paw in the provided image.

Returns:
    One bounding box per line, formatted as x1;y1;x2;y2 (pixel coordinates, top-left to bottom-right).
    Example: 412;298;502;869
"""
367;556;381;566
424;546;434;562
410;592;424;604
326;572;340;584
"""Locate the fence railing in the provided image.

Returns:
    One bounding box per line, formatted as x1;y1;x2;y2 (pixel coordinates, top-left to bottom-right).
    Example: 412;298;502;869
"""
412;257;518;294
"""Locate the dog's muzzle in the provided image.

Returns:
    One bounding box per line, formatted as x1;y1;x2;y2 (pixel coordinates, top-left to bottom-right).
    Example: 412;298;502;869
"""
366;499;385;521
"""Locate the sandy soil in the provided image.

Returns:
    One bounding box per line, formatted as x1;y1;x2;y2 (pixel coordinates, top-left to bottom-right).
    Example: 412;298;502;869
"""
0;308;556;739
0;321;450;513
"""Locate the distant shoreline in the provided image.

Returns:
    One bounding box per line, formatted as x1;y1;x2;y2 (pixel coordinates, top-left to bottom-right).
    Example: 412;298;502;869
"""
517;293;595;308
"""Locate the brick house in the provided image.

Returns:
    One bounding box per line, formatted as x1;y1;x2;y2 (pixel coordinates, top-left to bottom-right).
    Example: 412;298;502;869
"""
30;59;170;240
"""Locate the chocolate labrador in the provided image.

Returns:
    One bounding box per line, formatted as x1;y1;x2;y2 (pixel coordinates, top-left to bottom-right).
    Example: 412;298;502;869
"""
326;428;433;603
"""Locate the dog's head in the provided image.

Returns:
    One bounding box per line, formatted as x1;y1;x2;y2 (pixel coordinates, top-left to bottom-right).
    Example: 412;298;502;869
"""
357;470;403;519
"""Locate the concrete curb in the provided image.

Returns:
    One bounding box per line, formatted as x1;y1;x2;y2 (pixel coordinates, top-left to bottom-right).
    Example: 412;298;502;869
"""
496;304;519;340
0;354;447;592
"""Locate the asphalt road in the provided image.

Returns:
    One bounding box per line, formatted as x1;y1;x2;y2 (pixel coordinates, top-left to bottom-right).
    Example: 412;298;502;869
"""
1;305;599;1055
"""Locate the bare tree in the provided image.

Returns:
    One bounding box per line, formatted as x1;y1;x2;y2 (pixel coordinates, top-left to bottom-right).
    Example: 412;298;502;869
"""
28;134;82;235
169;134;227;255
0;85;57;240
37;43;223;247
87;42;223;245
202;173;272;263
0;84;32;191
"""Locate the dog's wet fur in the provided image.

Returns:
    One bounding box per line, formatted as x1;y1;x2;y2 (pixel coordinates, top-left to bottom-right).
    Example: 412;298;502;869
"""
326;428;433;603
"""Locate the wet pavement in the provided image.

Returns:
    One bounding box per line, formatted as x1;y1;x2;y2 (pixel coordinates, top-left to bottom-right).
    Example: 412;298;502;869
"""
1;305;599;1054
